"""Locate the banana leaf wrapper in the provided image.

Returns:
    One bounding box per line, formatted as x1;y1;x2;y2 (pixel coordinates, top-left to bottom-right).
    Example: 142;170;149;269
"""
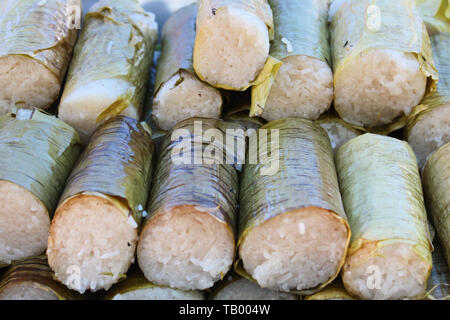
58;116;154;226
143;117;242;242
330;0;439;134
210;274;299;300
153;3;198;96
424;241;450;300
416;0;450;21
250;0;331;117
0;256;80;300
0;0;81;89
0;108;81;215
422;142;450;269
236;118;350;294
406;28;450;140
61;0;158;123
336;134;433;277
315;109;366;152
305;279;354;300
103;269;204;300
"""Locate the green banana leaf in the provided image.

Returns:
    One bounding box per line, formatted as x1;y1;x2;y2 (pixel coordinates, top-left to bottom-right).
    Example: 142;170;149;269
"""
236;118;350;294
0;0;80;87
0;108;81;214
336;134;433;274
61;0;158;123
0;256;81;300
58;116;154;226
422;142;450;269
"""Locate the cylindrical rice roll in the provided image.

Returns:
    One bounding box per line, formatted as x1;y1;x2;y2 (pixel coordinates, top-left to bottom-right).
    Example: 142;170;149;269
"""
104;269;204;300
212;276;298;300
316;110;365;152
137;118;242;290
406;27;450;169
305;279;354;300
152;4;222;131
58;0;158;144
258;0;333;121
0;109;81;266
422;142;450;269
336;133;433;300
0;0;81;115
237;118;351;294
47;116;154;293
193;0;275;90
330;0;438;130
0;256;80;300
424;241;450;300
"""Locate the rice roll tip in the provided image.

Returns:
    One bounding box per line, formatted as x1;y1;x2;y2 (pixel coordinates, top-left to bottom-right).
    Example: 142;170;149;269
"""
0;109;81;266
0;0;81;115
193;0;276;91
58;0;158;143
237;118;350;294
260;0;333;121
47;116;154;293
330;0;438;129
406;28;450;169
152;4;222;131
336;134;433;300
137;118;241;291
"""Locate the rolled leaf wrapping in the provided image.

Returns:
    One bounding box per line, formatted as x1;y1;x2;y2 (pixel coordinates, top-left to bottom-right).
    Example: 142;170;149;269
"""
104;269;204;300
0;0;81;114
305;279;354;300
138;118;242;291
330;0;438;132
422;142;450;269
0;109;81;266
48;116;154;293
152;4;222;130
255;0;333;121
336;134;433;300
236;118;350;294
212;275;298;300
58;0;158;143
0;256;80;300
406;24;450;169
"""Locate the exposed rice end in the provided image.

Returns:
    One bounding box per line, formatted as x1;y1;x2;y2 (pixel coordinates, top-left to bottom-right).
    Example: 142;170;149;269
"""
58;78;139;144
153;71;222;130
334;49;427;127
137;206;235;291
0;55;60;115
0;282;59;300
214;278;298;300
407;103;450;169
263;55;333;121
194;6;270;89
318;121;360;151
111;287;204;300
0;181;50;265
47;195;138;294
342;242;431;300
239;207;349;292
